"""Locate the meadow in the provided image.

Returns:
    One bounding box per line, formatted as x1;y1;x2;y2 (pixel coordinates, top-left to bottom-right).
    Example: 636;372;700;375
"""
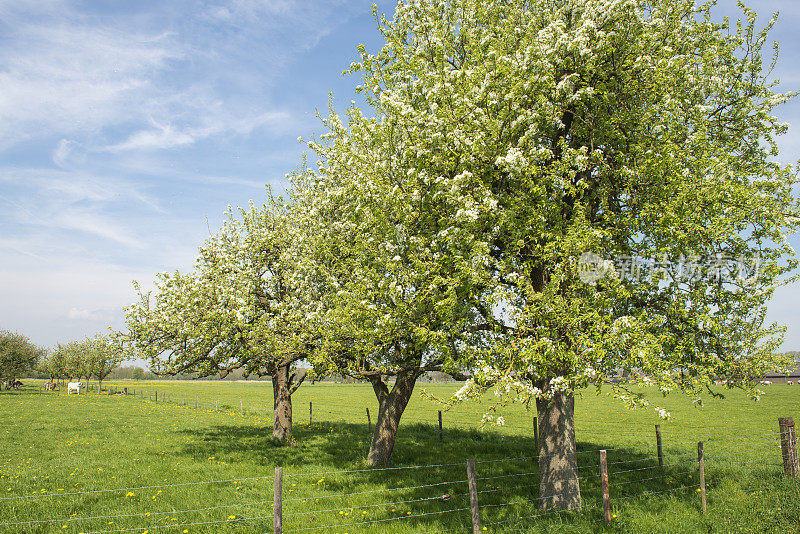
1;379;798;533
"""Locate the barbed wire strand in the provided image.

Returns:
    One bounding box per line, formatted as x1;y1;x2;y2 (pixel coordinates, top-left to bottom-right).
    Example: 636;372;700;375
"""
283;461;466;478
286;492;469;517
77;514;264;534
285;478;468;504
0;475;272;501
283;505;472;532
0;497;274;527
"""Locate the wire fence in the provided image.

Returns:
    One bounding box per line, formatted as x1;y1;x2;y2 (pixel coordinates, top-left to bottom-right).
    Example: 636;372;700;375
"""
3;384;798;532
0;419;796;533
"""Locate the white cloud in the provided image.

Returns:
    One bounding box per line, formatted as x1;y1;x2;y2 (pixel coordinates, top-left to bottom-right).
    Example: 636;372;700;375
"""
0;23;182;147
106;110;295;152
0;0;364;154
56;211;146;249
52;139;85;168
108;123;197;152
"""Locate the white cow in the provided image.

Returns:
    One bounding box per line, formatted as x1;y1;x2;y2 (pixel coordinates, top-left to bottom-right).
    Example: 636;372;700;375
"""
67;382;82;395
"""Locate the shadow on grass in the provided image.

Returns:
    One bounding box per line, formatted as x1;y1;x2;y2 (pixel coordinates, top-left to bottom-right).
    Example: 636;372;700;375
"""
174;420;724;532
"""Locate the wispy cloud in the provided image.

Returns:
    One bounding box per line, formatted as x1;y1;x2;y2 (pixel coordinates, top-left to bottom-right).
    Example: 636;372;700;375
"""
0;23;182;148
0;0;363;155
57;211;146;249
105;110;295;152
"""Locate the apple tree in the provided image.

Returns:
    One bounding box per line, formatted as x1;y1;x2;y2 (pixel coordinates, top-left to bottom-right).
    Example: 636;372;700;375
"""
311;0;798;507
123;191;321;444
0;330;43;388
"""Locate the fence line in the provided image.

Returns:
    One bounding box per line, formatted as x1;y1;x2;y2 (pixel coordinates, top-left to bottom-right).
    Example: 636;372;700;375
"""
283;461;465;478
0;474;273;501
288;492;470;517
4;390;797;533
0;497;275;527
285;478;468;504
80;514;266;534
4;439;796;533
282;505;473;533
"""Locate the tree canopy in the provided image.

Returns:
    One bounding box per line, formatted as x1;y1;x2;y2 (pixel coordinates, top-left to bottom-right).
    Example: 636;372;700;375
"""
87;335;124;391
0;330;43;385
124;191;320;443
295;0;798;505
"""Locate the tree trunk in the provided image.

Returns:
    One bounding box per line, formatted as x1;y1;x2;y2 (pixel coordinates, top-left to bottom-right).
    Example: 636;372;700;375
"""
271;364;293;444
367;371;417;466
98;379;102;394
536;386;581;511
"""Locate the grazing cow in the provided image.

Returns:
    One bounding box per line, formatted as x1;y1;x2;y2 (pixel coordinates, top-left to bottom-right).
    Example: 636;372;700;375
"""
1;381;6;391
11;380;22;390
67;382;82;395
44;382;58;391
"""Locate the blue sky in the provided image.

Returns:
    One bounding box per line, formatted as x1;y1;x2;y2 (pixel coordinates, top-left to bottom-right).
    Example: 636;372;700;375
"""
1;0;799;352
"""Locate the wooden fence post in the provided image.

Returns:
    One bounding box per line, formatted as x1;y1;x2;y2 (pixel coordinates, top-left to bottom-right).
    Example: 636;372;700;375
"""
655;424;663;469
779;417;799;478
438;411;443;441
466;458;481;534
366;407;372;434
698;441;706;514
273;467;283;534
309;401;313;425
533;416;538;450
600;450;612;524
155;391;157;402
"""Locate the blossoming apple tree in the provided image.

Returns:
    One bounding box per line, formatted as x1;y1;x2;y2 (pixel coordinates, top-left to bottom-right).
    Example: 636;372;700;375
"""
311;0;799;508
88;334;124;393
292;113;491;465
124;191;320;444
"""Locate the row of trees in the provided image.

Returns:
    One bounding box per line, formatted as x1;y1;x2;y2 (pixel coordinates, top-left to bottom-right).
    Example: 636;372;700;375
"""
41;336;124;393
122;0;799;511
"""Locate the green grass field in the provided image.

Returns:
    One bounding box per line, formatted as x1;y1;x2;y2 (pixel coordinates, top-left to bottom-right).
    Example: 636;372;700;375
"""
1;380;798;533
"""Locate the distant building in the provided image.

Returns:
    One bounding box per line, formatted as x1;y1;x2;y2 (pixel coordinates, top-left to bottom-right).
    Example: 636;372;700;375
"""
763;362;800;384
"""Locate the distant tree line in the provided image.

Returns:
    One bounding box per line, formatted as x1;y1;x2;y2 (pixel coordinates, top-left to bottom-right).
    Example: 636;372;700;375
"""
39;335;123;393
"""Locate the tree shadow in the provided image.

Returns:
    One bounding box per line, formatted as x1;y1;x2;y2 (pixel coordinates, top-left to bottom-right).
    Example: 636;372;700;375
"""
175;420;718;532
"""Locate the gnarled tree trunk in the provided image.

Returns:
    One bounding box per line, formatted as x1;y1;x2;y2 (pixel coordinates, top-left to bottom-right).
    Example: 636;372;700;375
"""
271;363;306;445
536;385;581;511
367;370;417;466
